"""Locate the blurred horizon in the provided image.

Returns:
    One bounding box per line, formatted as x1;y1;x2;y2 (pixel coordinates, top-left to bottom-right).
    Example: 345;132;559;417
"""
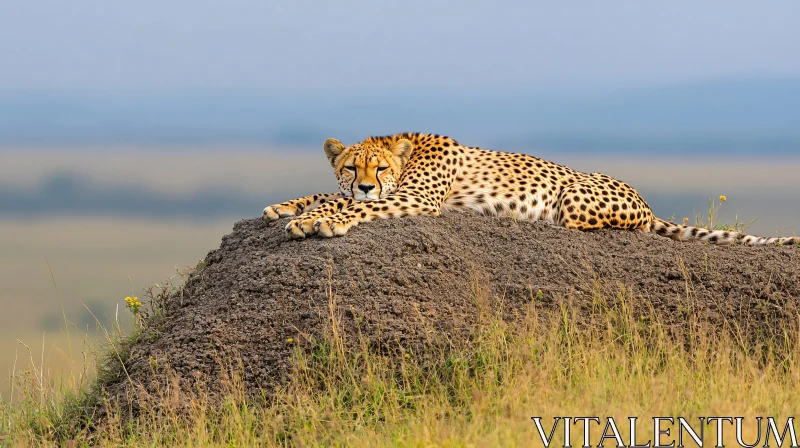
1;77;799;152
2;1;800;153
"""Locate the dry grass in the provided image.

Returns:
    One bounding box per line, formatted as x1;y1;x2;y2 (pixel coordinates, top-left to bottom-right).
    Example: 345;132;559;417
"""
1;274;799;447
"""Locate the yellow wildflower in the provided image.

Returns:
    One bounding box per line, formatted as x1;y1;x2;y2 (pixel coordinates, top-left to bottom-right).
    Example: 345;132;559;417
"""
287;338;294;343
719;195;727;202
125;296;142;314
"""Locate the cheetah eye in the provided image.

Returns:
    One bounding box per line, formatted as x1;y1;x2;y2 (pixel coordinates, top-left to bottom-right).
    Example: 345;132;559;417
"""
376;166;389;173
343;165;356;172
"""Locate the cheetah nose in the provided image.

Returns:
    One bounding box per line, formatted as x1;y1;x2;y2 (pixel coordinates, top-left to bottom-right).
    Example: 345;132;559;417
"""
358;184;375;193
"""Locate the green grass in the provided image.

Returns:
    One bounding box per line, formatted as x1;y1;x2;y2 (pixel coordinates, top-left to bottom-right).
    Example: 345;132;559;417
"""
2;273;799;447
693;195;757;232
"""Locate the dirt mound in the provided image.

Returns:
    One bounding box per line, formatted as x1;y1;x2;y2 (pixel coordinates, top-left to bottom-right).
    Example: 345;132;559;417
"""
106;212;800;406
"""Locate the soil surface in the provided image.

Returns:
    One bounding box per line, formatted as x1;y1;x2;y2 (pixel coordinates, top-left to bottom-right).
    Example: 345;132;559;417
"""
105;212;800;407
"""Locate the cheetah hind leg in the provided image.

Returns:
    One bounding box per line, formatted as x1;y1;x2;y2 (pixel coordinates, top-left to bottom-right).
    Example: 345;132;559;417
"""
555;179;653;231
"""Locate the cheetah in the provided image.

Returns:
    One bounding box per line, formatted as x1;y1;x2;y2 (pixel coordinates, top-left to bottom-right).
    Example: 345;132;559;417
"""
262;133;799;246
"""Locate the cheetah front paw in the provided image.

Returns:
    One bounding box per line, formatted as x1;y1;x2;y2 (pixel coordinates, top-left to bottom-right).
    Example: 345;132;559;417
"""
262;204;301;221
313;217;350;238
285;217;317;239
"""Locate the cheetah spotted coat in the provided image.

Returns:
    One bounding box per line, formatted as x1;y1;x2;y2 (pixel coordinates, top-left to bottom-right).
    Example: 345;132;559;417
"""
264;133;799;247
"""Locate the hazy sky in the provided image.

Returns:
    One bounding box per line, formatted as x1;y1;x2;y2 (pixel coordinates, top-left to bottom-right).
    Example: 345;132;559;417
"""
1;1;799;93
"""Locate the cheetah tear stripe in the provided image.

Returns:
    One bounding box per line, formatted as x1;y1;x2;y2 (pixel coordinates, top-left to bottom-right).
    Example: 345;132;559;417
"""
651;218;799;246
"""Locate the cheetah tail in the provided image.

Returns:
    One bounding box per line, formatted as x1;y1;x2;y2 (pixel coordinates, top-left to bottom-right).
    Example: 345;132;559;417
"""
650;217;799;247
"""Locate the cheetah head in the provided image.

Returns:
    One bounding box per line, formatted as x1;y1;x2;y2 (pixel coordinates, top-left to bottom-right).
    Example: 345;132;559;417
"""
323;138;413;201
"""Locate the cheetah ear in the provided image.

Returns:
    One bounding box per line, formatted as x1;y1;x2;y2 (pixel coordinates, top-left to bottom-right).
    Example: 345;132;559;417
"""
323;138;345;166
389;139;413;165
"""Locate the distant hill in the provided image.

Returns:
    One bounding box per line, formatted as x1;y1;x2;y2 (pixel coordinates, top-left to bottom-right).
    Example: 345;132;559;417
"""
1;78;799;154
